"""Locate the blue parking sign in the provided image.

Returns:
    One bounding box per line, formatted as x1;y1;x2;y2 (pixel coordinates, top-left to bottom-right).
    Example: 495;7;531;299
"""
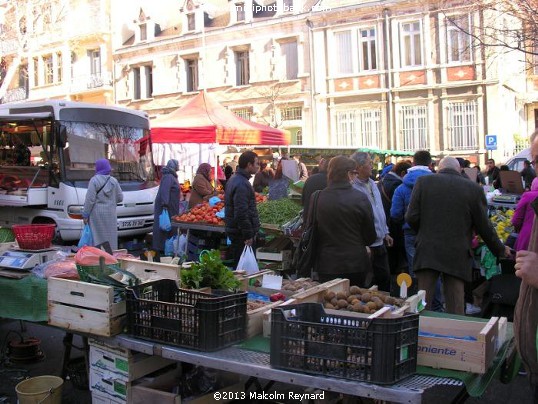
485;135;497;150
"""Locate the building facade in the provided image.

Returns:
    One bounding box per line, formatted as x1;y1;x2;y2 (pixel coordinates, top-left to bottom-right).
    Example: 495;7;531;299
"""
0;0;114;105
0;0;536;164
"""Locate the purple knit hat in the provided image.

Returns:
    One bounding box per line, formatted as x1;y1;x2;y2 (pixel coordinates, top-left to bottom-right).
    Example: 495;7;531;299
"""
95;158;111;175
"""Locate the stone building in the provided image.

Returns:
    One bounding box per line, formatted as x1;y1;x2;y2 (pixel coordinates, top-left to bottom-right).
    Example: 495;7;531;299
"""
1;0;537;164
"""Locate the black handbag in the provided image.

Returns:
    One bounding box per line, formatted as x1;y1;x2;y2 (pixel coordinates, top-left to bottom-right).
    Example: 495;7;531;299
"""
295;190;321;277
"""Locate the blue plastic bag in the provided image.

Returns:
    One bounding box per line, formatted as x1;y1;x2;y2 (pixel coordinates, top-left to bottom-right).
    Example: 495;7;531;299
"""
78;224;94;248
164;235;177;256
159;209;172;232
208;196;221;207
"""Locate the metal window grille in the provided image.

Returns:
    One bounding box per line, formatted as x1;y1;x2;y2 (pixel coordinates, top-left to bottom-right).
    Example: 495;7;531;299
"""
336;110;356;146
447;101;478;150
233;108;253;120
400;105;428;151
359;28;377;71
357;108;382;148
281;106;302;121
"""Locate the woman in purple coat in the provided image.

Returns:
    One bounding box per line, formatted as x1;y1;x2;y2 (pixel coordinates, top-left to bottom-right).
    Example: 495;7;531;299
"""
512;177;538;251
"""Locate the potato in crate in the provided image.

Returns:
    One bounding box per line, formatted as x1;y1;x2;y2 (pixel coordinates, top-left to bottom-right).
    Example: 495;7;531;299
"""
126;279;247;351
270;303;419;385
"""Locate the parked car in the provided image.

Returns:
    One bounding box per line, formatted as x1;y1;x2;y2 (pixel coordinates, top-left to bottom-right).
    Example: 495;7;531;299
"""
505;148;531;172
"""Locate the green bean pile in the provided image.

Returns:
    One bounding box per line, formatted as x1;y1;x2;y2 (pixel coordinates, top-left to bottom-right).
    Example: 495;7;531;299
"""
257;198;302;226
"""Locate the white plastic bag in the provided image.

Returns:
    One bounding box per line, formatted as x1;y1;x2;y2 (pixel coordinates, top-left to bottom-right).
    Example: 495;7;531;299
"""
236;245;258;274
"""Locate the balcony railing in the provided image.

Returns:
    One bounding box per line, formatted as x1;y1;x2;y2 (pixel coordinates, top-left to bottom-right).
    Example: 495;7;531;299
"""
70;72;112;93
1;87;28;103
0;39;19;54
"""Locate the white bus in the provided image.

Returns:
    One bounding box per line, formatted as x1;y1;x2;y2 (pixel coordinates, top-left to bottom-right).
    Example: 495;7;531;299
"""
0;100;158;242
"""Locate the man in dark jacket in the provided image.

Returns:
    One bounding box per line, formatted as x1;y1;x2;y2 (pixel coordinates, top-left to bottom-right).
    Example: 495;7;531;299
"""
405;156;511;314
514;129;538;397
486;158;501;188
224;151;260;269
302;158;328;220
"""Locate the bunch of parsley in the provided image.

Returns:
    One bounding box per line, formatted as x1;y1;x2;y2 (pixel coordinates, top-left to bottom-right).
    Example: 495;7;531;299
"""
180;250;241;291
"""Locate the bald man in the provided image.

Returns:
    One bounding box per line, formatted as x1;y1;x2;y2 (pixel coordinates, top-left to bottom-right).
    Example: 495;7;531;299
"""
405;156;511;314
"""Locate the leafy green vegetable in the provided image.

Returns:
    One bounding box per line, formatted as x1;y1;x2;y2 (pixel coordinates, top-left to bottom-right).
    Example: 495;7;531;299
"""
180;250;241;291
257;198;302;226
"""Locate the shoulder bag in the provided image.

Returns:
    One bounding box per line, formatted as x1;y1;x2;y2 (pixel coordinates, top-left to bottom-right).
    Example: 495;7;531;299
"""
294;190;321;278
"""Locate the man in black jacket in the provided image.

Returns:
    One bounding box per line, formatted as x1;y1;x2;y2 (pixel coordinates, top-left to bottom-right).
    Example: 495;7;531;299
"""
224;151;261;269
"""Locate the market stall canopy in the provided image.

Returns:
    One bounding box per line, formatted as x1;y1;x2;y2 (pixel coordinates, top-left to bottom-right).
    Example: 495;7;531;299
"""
150;91;291;145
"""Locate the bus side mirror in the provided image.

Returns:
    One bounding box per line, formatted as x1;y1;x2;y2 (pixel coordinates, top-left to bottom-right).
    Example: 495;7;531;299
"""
55;124;67;147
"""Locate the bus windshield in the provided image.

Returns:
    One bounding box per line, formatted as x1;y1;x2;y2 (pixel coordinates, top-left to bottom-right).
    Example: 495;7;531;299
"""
62;121;155;182
0;116;155;185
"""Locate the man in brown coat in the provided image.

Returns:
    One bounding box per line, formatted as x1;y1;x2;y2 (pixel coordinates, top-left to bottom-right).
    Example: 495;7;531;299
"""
514;129;538;399
405;156;511;314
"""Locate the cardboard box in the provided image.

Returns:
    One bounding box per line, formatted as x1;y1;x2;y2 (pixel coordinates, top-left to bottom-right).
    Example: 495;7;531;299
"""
90;366;130;402
91;390;125;404
89;339;174;382
48;278;126;337
417;315;506;373
129;370;242;404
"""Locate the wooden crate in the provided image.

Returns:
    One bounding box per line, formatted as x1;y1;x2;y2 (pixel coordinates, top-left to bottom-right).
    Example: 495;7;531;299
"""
417;315;507;373
119;258;179;283
234;269;275;291
48;277;126;337
262;278;350;337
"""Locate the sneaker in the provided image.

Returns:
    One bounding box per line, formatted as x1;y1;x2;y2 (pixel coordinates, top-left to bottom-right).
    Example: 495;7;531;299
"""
466;303;481;315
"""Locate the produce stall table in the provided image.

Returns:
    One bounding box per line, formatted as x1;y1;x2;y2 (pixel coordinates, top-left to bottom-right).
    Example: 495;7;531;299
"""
0;275;48;322
98;320;516;404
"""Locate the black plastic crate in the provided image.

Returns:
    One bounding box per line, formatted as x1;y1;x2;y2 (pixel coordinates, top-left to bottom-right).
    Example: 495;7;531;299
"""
270;303;419;385
126;279;247;351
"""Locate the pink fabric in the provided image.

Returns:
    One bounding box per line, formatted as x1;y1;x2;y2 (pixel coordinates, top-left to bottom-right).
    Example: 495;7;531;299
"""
512;188;538;251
